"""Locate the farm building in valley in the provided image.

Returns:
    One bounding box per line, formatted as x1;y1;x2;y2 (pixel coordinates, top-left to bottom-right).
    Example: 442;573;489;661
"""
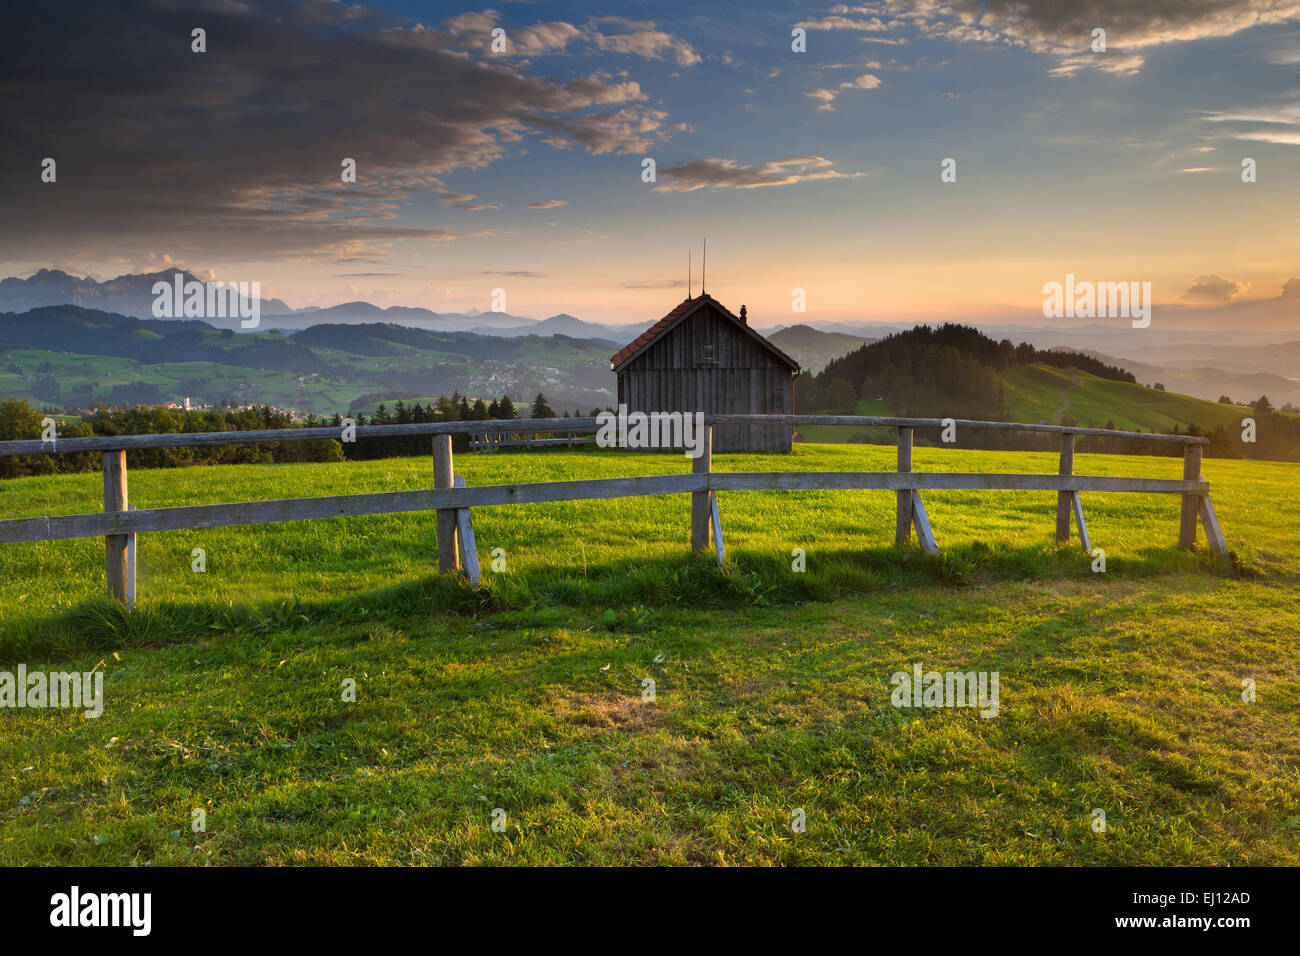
610;293;801;452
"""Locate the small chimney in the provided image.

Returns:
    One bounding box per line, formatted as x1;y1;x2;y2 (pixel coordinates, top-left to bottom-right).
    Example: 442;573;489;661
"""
739;304;747;325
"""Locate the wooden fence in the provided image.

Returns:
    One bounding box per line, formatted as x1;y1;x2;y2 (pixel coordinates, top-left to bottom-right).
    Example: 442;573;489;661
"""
469;428;595;452
0;415;1227;604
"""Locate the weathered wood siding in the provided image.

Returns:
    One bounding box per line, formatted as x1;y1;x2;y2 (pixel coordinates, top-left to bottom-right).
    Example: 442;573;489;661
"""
618;303;795;451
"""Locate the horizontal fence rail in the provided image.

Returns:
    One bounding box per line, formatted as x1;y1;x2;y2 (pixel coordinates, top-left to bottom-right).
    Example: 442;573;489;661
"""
0;415;1228;604
0;414;1208;456
0;473;1212;545
469;429;596;452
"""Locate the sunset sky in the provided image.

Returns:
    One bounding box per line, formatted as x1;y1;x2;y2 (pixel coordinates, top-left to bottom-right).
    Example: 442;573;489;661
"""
3;0;1300;327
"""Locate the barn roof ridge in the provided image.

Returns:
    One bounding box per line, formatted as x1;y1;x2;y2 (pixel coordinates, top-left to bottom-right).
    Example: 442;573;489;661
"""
609;293;800;372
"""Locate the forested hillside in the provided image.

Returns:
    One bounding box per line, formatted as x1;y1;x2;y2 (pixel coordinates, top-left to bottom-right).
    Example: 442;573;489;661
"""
795;324;1300;460
797;324;1136;421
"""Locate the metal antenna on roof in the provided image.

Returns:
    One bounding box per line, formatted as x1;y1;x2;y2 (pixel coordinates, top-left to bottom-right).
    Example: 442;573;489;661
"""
688;250;692;298
701;238;707;295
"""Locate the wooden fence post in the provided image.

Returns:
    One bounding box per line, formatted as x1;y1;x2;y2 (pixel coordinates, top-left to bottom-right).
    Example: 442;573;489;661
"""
453;475;481;584
1057;433;1074;543
1179;444;1202;549
691;425;712;551
124;504;137;606
1071;493;1091;553
895;427;913;545
910;490;938;554
709;492;725;564
432;434;459;572
1199;496;1228;557
103;450;134;604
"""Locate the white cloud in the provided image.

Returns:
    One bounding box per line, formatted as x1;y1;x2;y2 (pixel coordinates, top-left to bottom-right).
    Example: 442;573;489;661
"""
806;73;882;111
654;156;864;191
799;1;1300;76
590;25;701;66
1204;102;1300;145
1182;274;1250;302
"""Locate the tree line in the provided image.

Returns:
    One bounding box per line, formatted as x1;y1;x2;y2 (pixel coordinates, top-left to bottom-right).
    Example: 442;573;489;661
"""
1199;397;1300;462
0;391;588;478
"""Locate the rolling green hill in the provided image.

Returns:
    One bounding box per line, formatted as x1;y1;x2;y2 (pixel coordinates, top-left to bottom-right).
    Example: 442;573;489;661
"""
1002;365;1252;432
797;369;1260;445
0;307;617;414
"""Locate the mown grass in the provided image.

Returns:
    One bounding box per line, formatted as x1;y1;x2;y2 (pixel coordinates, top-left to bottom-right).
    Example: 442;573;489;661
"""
1;443;1297;865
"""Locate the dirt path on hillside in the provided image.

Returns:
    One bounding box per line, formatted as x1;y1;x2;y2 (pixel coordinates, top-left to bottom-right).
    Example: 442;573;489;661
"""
1052;371;1082;425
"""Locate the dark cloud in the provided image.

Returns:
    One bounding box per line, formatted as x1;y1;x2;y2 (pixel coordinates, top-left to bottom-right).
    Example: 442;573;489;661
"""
0;0;672;265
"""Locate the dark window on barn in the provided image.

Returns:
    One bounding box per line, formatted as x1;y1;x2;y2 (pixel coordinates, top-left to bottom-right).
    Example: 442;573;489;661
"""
702;343;717;366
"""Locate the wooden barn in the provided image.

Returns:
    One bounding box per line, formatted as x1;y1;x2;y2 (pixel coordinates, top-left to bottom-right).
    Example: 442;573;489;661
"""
610;294;801;452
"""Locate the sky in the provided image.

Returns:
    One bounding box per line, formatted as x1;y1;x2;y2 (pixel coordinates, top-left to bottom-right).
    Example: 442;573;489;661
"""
2;0;1300;328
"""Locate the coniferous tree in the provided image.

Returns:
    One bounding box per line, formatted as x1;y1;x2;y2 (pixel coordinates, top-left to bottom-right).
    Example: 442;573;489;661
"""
434;394;458;420
530;393;556;418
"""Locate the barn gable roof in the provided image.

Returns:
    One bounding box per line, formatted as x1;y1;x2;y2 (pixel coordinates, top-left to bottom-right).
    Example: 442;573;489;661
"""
609;294;800;373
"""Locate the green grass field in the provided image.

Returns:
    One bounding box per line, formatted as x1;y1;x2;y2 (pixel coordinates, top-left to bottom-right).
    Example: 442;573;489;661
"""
1;443;1297;865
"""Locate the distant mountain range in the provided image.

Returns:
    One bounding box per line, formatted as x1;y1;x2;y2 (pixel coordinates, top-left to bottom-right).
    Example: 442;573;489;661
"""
0;269;645;341
0;268;296;321
1;269;1296;411
259;300;633;340
1058;350;1300;410
766;325;876;372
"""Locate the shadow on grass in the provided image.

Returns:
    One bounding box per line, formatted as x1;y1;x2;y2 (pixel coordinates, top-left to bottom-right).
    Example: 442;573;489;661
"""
2;538;1255;665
